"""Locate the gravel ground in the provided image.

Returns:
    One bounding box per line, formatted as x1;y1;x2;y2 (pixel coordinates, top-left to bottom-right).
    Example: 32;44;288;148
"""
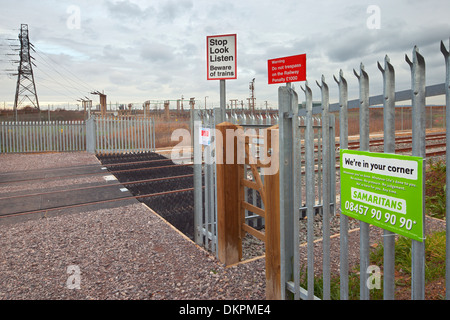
0;152;106;194
0;203;266;300
1;200;444;300
0;152;101;173
0;175;107;195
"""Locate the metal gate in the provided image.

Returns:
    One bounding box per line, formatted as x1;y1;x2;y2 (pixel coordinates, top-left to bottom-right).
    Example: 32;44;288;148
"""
192;108;279;257
94;115;155;154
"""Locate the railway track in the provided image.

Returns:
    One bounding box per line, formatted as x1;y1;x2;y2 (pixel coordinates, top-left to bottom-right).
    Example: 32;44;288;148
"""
0;152;198;238
298;131;446;167
337;131;447;163
0;187;196;220
301;132;446;152
0;164;195;213
0;173;195;201
342;132;446;149
0;160;193;184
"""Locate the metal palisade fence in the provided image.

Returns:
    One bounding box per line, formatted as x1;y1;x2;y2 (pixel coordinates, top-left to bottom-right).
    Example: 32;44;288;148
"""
277;41;450;300
0;116;156;154
0;120;86;153
94;115;156;154
193;109;219;256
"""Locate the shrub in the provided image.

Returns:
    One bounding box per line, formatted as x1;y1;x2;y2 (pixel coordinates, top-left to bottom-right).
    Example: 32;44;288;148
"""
425;159;446;220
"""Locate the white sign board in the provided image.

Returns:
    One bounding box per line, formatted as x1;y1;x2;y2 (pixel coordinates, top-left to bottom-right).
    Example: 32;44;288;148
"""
199;127;211;145
207;34;237;80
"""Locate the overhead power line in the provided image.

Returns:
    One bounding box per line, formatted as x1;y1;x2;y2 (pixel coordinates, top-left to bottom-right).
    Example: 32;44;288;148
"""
32;51;88;100
32;47;95;93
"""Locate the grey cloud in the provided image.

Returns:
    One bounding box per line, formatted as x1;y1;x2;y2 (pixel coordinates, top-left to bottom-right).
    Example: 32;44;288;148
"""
103;45;125;61
325;31;379;63
105;0;153;21
109;72;130;86
158;0;193;22
321;20;450;65
140;42;175;62
105;0;194;27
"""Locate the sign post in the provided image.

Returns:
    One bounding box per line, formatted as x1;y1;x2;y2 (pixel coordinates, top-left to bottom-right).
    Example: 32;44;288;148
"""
207;34;237;122
340;149;424;242
267;53;306;299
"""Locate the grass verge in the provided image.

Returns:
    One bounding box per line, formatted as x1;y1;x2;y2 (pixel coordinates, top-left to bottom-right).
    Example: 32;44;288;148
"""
299;231;446;300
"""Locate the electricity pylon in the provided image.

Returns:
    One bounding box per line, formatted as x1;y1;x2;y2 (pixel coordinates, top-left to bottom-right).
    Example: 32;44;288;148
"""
13;24;40;119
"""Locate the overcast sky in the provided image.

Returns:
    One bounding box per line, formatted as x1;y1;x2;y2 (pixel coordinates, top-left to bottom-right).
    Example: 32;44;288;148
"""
1;0;450;109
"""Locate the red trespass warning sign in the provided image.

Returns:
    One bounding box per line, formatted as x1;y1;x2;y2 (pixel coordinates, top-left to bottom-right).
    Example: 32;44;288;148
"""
267;54;306;84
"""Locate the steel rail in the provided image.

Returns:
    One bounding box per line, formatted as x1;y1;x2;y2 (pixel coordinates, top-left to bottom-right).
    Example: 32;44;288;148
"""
0;173;196;201
0;156;191;177
0;187;199;220
0;163;193;185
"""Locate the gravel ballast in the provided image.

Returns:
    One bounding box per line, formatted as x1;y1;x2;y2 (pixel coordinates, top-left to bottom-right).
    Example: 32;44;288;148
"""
0;203;266;300
2;200;444;300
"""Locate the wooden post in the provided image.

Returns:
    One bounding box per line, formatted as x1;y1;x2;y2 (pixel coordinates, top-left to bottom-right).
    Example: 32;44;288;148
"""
164;100;170;120
216;122;242;265
100;93;107;117
264;127;281;300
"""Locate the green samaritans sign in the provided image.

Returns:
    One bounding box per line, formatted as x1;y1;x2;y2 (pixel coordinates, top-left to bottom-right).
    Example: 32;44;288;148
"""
340;149;424;242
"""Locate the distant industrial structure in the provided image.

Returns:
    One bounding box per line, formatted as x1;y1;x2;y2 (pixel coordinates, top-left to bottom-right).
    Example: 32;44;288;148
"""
5;24;267;122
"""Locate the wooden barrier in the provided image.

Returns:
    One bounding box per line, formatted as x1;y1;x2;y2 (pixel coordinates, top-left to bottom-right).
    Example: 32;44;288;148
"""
216;122;281;299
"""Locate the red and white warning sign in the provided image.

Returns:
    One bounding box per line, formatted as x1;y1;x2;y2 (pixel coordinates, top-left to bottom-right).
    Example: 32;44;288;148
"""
267;53;306;84
199;127;211;145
